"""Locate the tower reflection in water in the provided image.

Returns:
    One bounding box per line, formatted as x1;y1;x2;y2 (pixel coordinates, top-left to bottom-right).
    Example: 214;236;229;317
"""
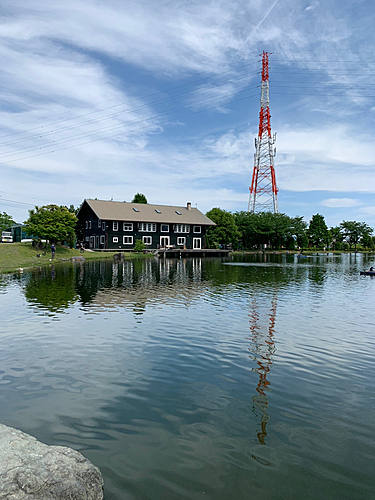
248;290;277;446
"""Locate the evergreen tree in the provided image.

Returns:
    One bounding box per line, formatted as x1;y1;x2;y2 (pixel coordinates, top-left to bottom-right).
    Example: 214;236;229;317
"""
132;193;148;204
307;214;329;248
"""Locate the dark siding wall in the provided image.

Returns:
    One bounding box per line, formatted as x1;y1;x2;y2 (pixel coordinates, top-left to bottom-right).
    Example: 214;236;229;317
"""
105;221;207;250
78;204;208;250
78;204;107;249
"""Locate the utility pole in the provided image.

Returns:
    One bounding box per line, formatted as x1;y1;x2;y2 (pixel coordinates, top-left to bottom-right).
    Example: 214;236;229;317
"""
248;51;279;213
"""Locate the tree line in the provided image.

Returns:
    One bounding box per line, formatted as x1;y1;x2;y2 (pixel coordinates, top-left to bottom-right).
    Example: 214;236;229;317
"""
1;197;374;252
205;208;375;251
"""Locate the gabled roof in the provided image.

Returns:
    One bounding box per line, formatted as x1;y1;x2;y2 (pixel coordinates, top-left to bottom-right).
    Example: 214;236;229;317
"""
80;199;216;225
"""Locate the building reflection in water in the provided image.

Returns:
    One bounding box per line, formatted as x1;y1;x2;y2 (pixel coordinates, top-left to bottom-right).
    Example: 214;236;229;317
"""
248;290;277;446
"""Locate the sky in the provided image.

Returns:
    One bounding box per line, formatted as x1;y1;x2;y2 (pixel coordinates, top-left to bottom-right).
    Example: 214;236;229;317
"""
1;0;375;228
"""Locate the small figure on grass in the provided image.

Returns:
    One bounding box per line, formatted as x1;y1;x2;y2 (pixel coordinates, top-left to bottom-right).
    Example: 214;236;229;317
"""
51;243;56;259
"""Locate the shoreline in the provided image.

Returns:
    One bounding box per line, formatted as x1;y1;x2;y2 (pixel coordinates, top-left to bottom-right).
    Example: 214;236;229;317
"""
0;242;152;274
1;243;374;275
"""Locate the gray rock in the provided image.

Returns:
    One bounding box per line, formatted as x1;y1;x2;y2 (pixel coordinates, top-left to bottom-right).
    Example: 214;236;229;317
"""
71;256;86;262
113;253;124;262
0;424;103;499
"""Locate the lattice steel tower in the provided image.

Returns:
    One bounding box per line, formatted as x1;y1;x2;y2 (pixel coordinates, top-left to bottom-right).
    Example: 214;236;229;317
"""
248;51;279;213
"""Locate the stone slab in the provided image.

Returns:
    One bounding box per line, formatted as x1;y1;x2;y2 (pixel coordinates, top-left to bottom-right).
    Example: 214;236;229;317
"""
0;424;103;499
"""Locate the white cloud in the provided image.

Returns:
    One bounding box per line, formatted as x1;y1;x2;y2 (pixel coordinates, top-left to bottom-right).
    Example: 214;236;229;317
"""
359;206;375;216
321;198;360;208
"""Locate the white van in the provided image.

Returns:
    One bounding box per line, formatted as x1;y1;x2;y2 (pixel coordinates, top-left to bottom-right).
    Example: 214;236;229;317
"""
1;231;13;243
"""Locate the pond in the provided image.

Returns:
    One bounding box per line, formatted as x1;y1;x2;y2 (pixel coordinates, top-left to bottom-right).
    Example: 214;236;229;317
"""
0;253;374;500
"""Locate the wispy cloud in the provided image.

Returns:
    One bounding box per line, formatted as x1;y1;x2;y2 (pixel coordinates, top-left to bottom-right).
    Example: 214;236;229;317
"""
321;198;360;208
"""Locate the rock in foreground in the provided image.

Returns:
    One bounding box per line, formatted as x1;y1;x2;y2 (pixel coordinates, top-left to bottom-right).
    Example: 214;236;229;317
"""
0;424;103;500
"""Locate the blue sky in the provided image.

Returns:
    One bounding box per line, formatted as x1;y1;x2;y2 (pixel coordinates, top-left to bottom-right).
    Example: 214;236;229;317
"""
0;0;375;228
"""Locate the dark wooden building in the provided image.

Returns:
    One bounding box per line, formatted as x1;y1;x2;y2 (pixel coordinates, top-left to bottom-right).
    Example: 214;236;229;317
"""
77;199;215;250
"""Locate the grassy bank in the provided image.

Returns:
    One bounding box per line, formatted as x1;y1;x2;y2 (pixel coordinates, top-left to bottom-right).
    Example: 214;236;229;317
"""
0;242;152;274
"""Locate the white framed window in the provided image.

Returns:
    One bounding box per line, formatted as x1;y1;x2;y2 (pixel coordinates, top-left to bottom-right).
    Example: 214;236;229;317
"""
193;226;201;233
100;235;105;244
123;222;133;231
161;224;169;232
139;223;156;232
143;236;152;245
89;221;92;229
113;236;118;243
160;236;170;247
98;219;101;228
177;237;186;246
85;236;89;242
174;224;190;233
123;236;133;245
85;221;88;229
193;238;201;249
113;221;118;231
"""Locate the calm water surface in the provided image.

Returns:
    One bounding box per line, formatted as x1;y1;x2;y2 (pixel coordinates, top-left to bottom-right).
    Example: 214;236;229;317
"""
0;253;374;500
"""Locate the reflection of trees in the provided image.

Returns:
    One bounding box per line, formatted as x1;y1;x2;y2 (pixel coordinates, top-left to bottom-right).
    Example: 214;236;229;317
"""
248;292;277;445
24;265;78;312
21;253;316;315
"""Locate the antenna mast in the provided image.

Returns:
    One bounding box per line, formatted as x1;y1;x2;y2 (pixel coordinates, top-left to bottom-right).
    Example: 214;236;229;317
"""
248;51;279;213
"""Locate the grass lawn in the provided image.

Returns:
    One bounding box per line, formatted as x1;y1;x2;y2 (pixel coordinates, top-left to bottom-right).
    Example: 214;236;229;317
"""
0;243;151;274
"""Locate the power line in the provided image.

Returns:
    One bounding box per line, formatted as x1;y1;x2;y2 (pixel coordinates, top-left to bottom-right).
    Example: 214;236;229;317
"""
1;58;374;154
0;72;259;149
0;196;35;207
2;85;375;164
0;91;260;165
0;59;260;141
0;86;260;161
0;190;53;204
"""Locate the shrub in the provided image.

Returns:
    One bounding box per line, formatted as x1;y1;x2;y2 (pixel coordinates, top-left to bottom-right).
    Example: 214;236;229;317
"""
134;239;146;252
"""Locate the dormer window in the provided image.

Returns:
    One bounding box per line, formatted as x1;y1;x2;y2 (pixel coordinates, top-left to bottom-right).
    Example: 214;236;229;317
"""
175;210;181;215
155;209;161;214
133;207;139;212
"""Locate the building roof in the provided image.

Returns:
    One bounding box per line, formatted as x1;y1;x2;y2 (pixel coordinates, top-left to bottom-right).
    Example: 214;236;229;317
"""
81;199;216;225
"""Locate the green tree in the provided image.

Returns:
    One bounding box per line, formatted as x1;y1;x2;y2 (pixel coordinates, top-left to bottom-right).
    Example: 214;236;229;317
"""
256;212;290;249
307;214;329;248
205;208;241;248
233;211;258;249
132;193;148;204
340;220;373;251
291;216;308;249
24;205;77;244
361;232;375;250
0;211;15;232
233;211;307;250
134;239;146;252
329;226;343;251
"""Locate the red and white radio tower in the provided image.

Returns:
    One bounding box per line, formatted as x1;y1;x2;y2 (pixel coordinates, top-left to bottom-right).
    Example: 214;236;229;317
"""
248;51;279;213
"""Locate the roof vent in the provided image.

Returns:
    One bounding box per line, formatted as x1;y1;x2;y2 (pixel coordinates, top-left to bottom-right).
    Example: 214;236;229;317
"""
175;210;181;215
155;209;161;214
133;207;139;212
187;202;191;211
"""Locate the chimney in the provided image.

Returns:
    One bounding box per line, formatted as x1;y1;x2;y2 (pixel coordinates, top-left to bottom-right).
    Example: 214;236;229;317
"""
187;202;191;210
